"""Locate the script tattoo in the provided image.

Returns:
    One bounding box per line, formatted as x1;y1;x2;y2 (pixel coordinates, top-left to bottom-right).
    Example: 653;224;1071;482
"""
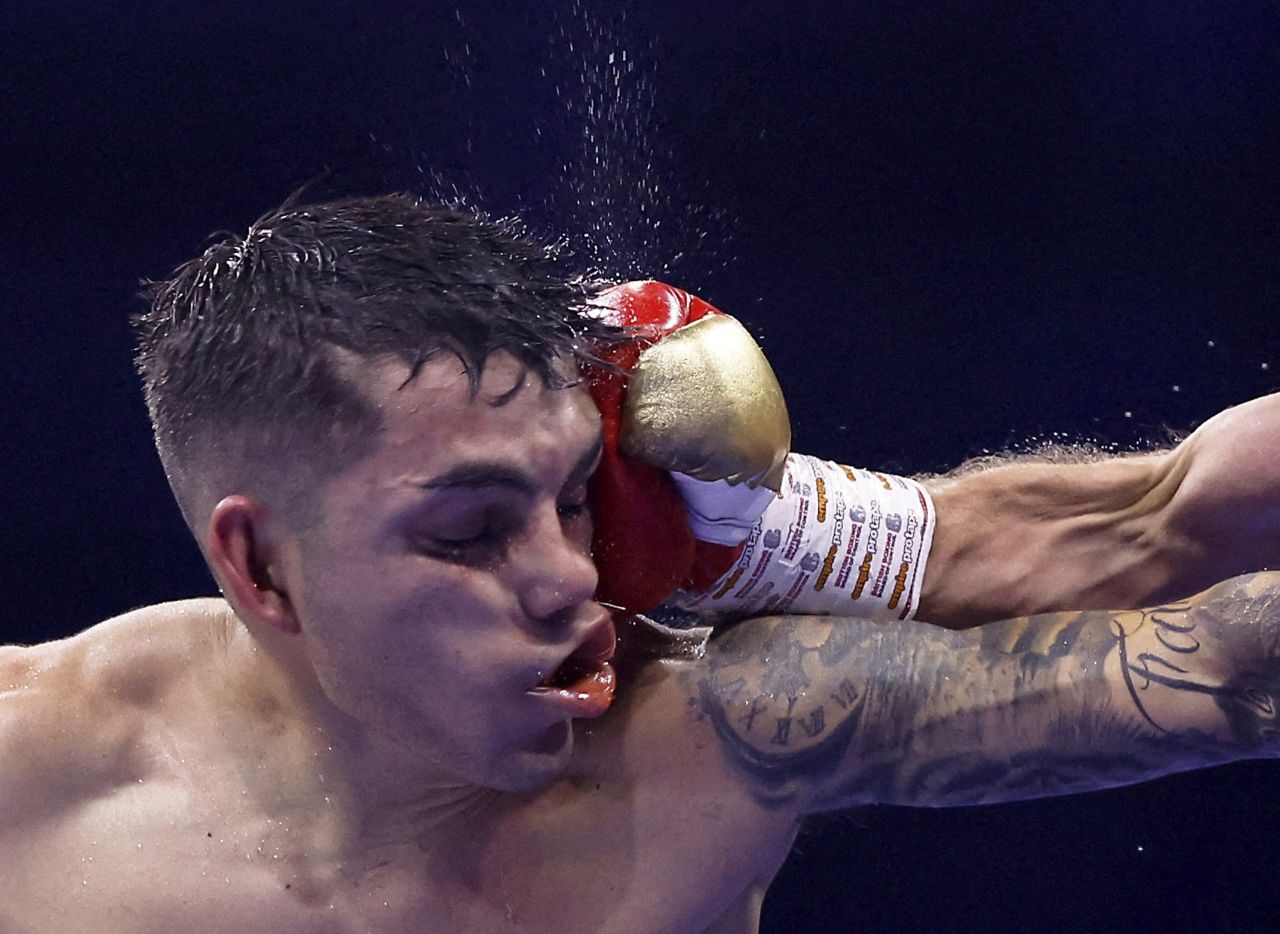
1112;603;1211;732
1111;585;1280;747
694;572;1280;810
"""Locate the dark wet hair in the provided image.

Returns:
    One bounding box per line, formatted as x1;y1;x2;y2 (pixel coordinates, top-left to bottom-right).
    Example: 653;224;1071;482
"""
133;191;622;525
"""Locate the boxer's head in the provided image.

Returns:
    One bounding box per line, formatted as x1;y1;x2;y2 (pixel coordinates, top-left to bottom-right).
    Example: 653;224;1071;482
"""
135;191;618;534
134;193;620;789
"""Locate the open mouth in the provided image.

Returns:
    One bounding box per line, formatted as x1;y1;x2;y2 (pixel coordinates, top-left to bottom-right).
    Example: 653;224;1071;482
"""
527;619;617;712
539;654;608;691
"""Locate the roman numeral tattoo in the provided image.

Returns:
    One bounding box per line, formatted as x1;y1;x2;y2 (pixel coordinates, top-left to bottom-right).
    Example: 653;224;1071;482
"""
690;572;1280;811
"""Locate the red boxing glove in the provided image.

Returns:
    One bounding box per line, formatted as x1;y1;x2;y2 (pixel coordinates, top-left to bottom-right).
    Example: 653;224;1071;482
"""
585;281;789;614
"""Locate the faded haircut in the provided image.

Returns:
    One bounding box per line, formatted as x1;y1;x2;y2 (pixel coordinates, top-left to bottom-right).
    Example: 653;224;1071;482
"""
133;191;623;529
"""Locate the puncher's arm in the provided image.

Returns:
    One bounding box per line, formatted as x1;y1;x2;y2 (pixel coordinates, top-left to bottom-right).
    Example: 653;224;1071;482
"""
586;277;1278;630
918;392;1280;628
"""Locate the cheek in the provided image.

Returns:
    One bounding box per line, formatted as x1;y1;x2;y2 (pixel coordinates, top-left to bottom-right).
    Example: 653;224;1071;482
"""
291;553;437;662
294;539;533;677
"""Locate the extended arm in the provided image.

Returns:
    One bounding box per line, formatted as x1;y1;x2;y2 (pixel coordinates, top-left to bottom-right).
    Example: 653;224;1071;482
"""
587;277;1277;627
920;392;1280;627
689;570;1280;811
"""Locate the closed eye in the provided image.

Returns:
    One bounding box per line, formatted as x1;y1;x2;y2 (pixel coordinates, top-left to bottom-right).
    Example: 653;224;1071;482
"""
420;532;505;565
417;507;521;565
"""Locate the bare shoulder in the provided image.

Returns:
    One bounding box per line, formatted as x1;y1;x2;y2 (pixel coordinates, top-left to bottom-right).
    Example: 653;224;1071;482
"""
583;615;715;771
578;614;801;811
0;599;228;832
567;616;802;925
596;614;814;821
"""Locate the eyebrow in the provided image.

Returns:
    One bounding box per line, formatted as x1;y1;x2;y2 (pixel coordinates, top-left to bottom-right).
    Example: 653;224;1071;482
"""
416;432;604;495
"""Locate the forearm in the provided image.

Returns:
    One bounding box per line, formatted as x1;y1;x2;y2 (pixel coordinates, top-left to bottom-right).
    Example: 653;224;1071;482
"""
838;571;1280;808
918;392;1280;629
693;572;1280;813
920;451;1184;626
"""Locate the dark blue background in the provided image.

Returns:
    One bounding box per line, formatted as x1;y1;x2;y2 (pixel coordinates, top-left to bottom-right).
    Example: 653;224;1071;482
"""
4;2;1279;931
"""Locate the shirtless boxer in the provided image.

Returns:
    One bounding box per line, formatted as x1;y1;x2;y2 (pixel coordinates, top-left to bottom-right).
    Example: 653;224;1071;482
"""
1;193;1277;932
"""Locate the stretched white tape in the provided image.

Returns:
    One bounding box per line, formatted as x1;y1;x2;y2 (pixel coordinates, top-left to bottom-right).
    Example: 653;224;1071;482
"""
678;454;935;622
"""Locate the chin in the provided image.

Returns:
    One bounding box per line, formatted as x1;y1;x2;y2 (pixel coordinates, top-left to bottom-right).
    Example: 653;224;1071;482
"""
486;720;575;792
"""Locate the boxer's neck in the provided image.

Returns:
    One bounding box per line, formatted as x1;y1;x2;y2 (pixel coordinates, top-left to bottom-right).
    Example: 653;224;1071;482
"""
210;602;507;863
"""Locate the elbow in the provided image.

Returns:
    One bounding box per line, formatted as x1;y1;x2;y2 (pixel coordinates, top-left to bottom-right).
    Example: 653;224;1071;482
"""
1144;437;1280;602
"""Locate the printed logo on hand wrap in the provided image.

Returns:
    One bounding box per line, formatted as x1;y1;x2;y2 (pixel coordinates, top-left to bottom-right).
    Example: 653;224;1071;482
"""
833;502;865;591
731;527;782;601
888;512;920;610
871;512;901;599
851;498;881;599
681;454;936;622
781;484;811;561
813;483;845;592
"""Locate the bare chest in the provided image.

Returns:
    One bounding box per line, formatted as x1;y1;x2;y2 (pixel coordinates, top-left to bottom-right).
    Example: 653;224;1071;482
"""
3;774;796;934
437;778;799;933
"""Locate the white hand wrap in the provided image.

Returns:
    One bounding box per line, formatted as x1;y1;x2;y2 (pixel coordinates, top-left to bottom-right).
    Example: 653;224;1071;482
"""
677;454;936;622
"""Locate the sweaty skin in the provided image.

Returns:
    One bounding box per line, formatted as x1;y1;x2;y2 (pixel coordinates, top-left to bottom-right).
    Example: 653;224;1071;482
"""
3;355;1279;932
5;574;1280;932
0;354;799;934
0;603;798;933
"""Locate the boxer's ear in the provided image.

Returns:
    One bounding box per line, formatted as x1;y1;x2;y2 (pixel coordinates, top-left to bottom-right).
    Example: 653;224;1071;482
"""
206;494;300;635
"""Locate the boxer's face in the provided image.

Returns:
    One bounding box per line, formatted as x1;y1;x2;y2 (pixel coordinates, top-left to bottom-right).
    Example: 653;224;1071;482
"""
288;350;611;790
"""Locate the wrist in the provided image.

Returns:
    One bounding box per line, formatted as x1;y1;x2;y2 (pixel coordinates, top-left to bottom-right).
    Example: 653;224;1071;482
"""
678;454;937;622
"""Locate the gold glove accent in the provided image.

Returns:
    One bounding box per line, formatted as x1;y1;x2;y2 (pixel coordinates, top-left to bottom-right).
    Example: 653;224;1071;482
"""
621;314;791;491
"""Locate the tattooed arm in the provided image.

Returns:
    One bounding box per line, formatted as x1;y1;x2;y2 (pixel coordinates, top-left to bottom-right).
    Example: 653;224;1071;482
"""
693;571;1280;810
920;392;1280;627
